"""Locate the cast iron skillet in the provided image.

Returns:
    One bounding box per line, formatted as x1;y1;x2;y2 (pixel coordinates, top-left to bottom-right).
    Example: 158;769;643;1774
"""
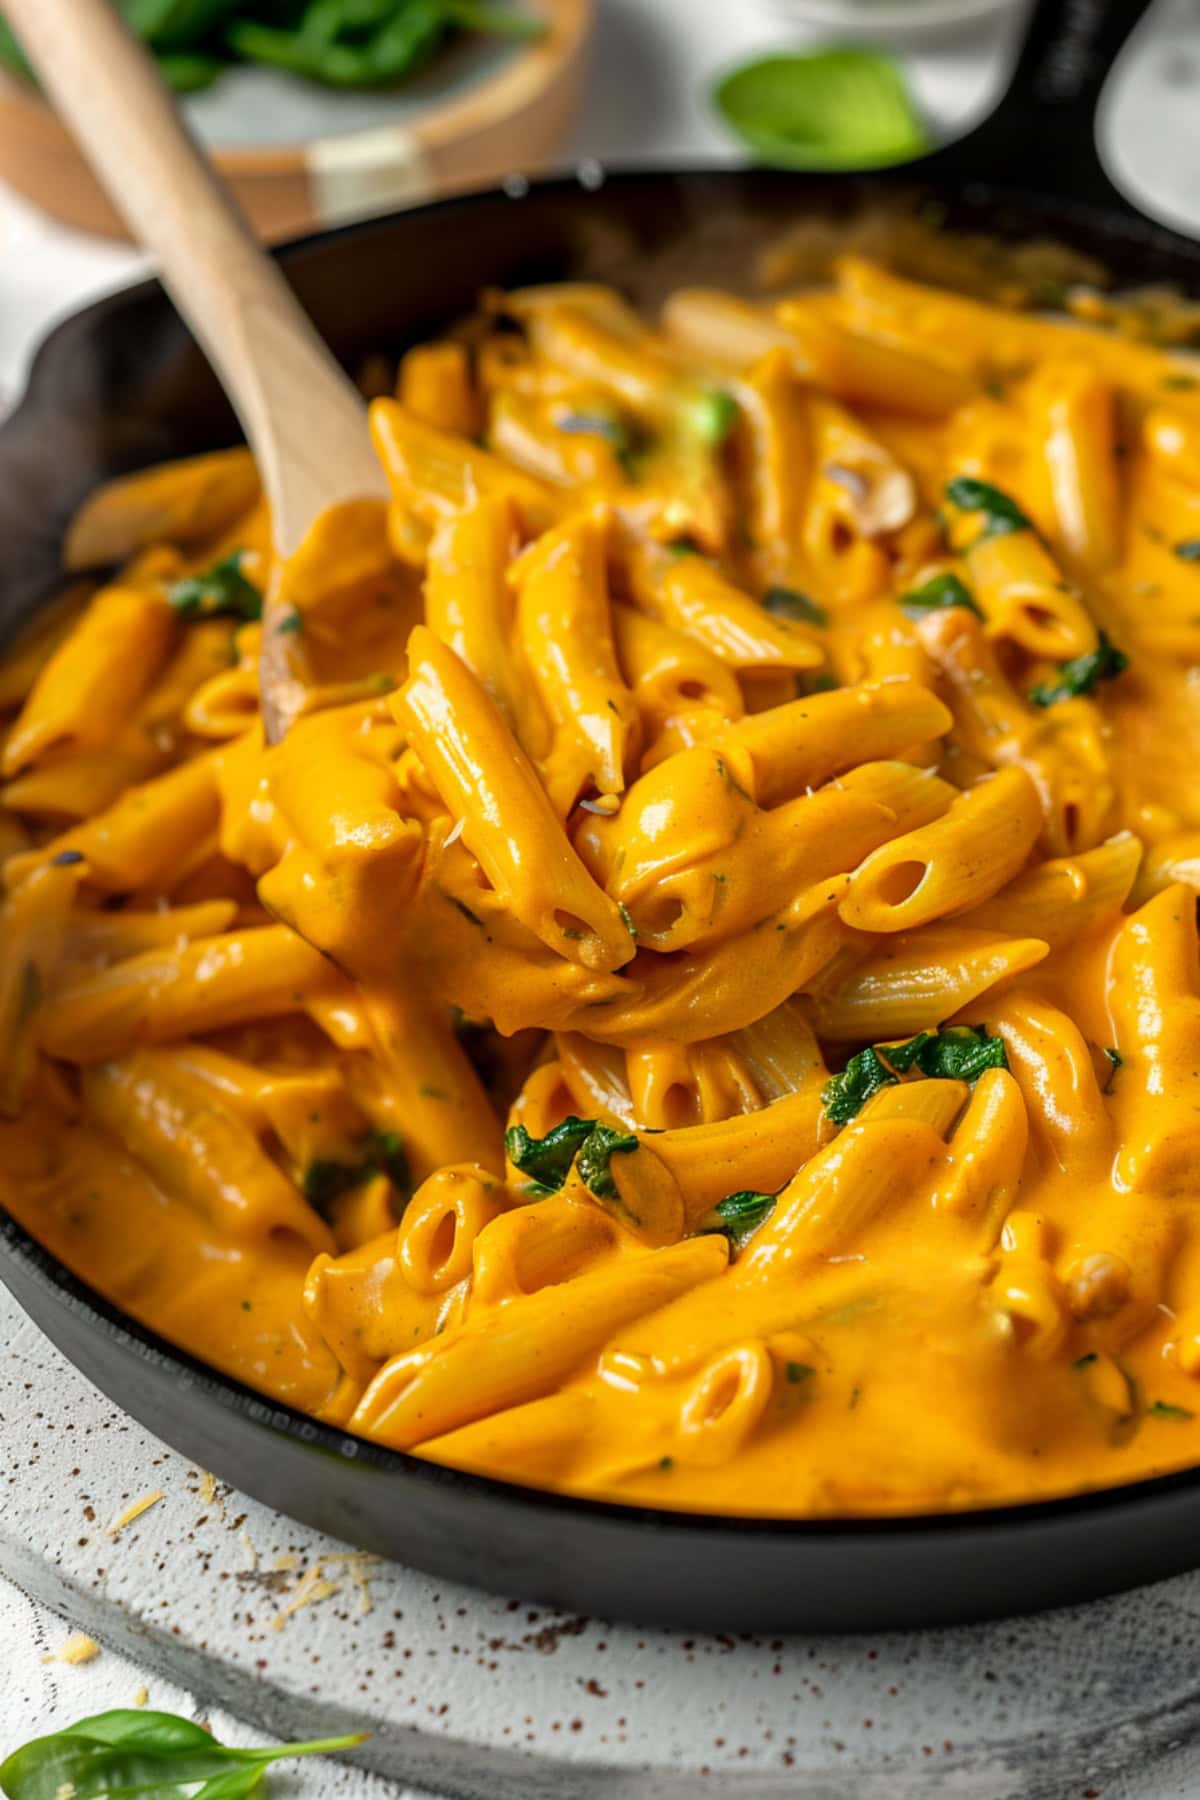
1;0;1197;1633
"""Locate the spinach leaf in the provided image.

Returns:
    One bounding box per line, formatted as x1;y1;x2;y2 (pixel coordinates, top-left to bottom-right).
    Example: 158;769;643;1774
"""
167;550;263;623
504;1116;595;1192
898;571;984;620
576;1124;639;1199
1027;630;1129;707
0;1707;363;1800
702;1189;777;1251
762;586;828;626
303;1129;410;1217
711;48;928;171
822;1025;1008;1127
944;476;1033;540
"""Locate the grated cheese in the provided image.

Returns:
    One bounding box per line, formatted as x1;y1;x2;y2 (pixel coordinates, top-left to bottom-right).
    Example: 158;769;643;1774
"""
42;1633;100;1666
269;1563;338;1632
108;1489;163;1537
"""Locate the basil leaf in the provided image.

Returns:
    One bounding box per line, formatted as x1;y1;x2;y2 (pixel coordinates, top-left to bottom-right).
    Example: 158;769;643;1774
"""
576;1124;639;1199
703;1189;777;1251
898;571;984;620
1027;630;1129;707
687;388;738;447
762;586;828;626
822;1026;1008;1127
944;476;1033;540
504;1116;595;1192
0;1707;363;1800
167;550;263;623
303;1129;410;1218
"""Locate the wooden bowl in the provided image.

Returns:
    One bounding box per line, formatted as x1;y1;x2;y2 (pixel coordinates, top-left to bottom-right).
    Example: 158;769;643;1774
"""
0;0;593;242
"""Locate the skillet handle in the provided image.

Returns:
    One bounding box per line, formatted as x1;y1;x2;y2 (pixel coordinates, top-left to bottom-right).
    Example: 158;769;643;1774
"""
926;0;1156;218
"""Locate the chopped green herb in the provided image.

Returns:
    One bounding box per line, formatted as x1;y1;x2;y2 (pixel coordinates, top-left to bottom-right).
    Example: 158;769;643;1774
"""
762;586;828;626
899;571;984;620
1174;539;1200;562
303;1130;410;1218
666;538;697;558
1102;1046;1123;1094
1148;1400;1195;1421
689;387;739;448
0;1706;364;1799
451;897;484;927
944;476;1033;540
822;1025;1008;1127
167;549;263;623
618;901;638;941
1162;373;1199;390
277;607;304;635
786;1360;816;1384
810;671;839;692
1073;1352;1098;1370
659;1455;674;1471
505;1116;595;1192
1027;630;1129;706
702;1189;777;1252
418;1084;449;1100
577;1123;640;1199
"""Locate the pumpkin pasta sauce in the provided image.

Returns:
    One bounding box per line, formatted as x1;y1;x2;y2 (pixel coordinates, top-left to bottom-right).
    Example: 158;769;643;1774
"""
4;265;1200;1517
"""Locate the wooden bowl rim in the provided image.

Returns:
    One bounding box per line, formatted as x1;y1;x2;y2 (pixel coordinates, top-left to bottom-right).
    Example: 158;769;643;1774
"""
0;0;593;177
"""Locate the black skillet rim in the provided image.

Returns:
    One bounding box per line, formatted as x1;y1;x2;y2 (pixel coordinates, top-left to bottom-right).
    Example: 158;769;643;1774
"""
4;160;1200;1555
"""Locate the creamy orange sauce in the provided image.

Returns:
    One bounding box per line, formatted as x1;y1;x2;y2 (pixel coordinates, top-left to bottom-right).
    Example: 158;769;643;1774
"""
4;262;1200;1517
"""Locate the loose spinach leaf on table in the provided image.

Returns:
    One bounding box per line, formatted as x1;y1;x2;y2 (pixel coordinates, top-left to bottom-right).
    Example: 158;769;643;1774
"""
0;1708;364;1800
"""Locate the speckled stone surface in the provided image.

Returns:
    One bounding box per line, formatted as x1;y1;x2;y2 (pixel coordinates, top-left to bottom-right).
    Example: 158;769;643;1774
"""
7;1286;1200;1799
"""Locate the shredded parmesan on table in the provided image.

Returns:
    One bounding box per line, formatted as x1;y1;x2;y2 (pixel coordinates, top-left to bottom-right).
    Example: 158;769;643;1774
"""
107;1489;163;1537
269;1563;338;1631
132;1683;149;1708
42;1633;100;1666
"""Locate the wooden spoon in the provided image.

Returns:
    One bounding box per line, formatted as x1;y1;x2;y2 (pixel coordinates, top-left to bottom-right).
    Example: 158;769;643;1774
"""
3;0;389;740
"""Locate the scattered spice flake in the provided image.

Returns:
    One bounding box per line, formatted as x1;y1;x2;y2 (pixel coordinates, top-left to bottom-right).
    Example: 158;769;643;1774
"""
43;1632;100;1666
107;1489;163;1537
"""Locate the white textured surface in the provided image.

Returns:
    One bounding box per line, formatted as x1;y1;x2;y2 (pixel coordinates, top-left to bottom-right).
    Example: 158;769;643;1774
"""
4;2;1200;1794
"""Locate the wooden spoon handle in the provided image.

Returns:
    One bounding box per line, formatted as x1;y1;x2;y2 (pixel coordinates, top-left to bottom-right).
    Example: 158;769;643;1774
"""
4;0;385;552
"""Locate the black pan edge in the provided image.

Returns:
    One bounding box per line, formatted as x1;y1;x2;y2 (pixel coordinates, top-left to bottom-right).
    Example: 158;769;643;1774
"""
5;164;1200;1631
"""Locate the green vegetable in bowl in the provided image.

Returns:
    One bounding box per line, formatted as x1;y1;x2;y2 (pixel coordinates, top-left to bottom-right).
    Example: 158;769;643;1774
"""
0;0;542;95
712;48;929;172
